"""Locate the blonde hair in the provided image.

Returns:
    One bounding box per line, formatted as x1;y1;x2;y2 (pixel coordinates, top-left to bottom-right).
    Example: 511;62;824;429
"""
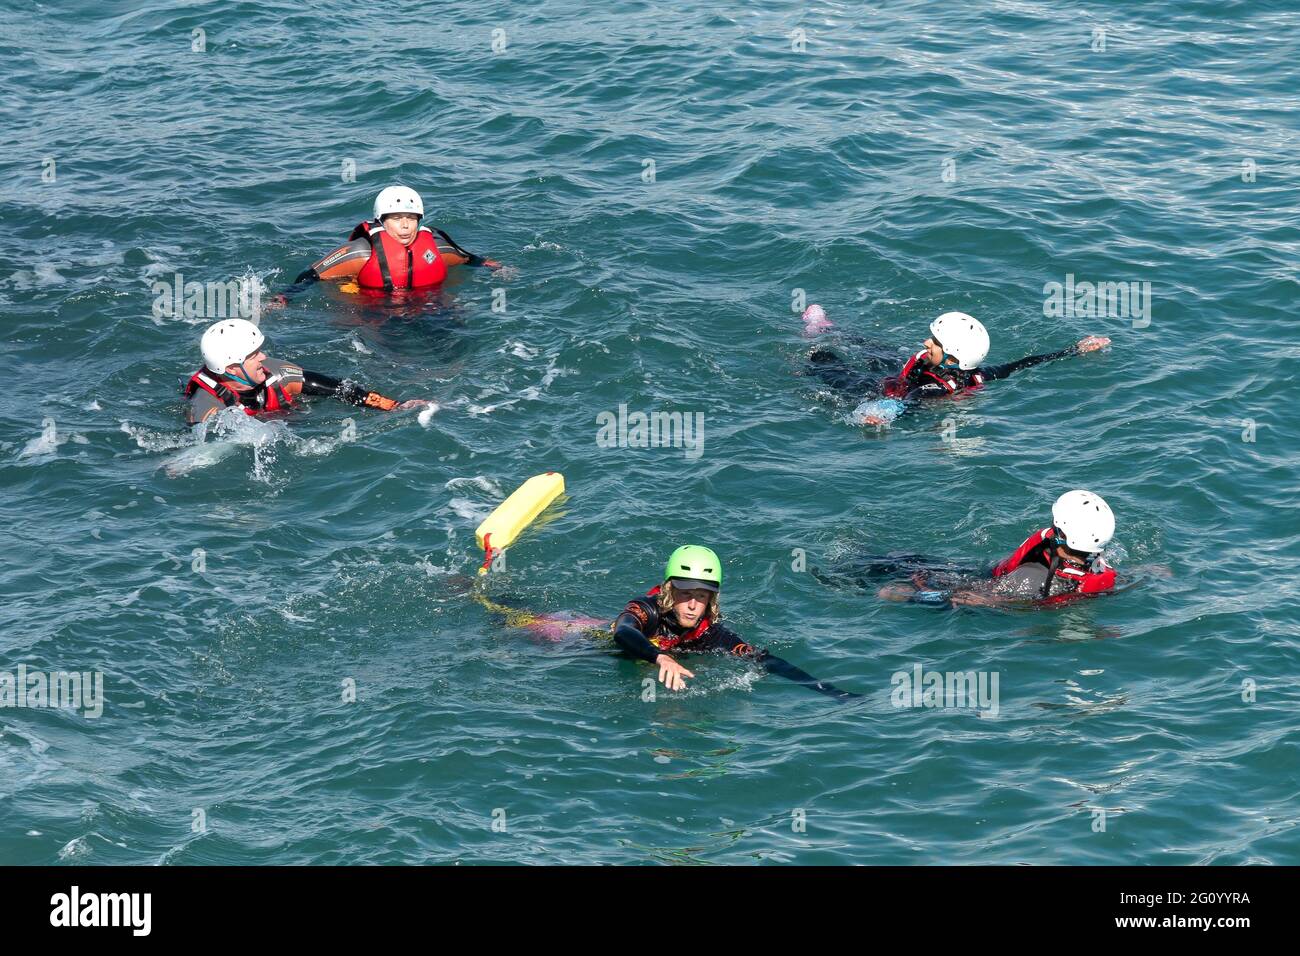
658;580;721;623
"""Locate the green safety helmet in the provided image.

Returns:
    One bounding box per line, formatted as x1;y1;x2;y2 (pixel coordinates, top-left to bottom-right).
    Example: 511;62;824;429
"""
663;545;722;593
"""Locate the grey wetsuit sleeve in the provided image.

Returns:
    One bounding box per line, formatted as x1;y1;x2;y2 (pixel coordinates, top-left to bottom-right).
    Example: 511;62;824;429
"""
187;390;226;426
261;358;305;389
311;238;371;277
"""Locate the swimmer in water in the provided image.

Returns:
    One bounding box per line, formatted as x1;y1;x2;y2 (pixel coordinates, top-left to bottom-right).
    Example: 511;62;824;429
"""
182;318;429;426
271;186;501;303
467;549;860;700
858;490;1120;608
611;545;860;698
800;305;1110;425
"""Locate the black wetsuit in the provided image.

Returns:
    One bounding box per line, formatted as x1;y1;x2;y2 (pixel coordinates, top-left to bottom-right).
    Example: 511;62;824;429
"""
814;552;1080;605
812;553;986;592
612;592;860;701
613;593;753;660
277;267;321;303
806;337;1083;412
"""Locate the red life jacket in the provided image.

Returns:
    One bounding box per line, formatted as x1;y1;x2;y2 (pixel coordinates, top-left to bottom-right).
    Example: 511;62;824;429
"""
643;585;711;650
991;527;1116;598
350;220;448;291
882;350;985;399
183;368;293;415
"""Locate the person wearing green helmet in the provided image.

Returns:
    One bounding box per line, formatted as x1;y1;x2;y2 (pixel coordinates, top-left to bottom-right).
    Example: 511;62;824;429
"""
611;545;859;699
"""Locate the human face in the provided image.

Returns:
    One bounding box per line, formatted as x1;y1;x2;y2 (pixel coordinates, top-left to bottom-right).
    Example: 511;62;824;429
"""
381;212;421;246
1050;535;1092;564
1054;542;1088;566
224;349;267;387
671;587;712;628
923;336;955;369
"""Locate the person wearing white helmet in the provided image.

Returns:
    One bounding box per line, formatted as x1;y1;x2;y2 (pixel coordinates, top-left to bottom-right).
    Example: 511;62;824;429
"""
982;489;1118;600
273;185;500;302
863;489;1119;608
800;305;1109;425
182;318;428;426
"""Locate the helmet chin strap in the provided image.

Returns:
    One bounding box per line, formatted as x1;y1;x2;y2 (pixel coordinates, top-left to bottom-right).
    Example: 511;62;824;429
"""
931;349;960;371
1041;550;1060;599
223;362;257;388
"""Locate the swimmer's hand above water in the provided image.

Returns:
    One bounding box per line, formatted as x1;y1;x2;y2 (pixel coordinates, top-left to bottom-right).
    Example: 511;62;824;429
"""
655;654;695;692
852;397;905;427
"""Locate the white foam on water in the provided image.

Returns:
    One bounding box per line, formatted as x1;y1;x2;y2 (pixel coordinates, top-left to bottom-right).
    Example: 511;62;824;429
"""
467;398;520;416
83;242;126;268
58;836;91;861
139;245;187;280
120;421;191;453
162;440;239;477
849;397;904;427
444;475;504;497
539;360;569;389
350;336;373;354
295;437;337;457
417;403;440;427
19;432;61;459
0;725;61;800
503;340;539;359
145;263;273;327
446;497;490;522
34;263;64;286
3;265;65;291
153;407;310;480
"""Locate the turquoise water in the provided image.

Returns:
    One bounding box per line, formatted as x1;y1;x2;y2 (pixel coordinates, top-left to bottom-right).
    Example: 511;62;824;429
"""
1;1;1298;865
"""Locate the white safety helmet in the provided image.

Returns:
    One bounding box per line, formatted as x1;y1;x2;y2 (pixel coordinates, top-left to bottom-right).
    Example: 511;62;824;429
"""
929;312;989;370
1051;490;1115;554
373;185;424;221
201;318;264;374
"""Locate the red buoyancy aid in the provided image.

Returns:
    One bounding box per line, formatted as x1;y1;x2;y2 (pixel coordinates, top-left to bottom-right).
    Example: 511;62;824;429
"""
881;350;985;399
643;585;711;650
991;527;1116;596
184;369;293;415
350;221;448;291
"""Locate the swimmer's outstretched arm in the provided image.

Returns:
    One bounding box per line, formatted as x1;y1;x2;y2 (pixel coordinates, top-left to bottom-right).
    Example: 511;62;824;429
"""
758;652;863;701
612;609;697;692
267;240;371;306
431;229;502;269
702;624;863;701
611;611;662;663
978;336;1109;382
295;369;426;411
